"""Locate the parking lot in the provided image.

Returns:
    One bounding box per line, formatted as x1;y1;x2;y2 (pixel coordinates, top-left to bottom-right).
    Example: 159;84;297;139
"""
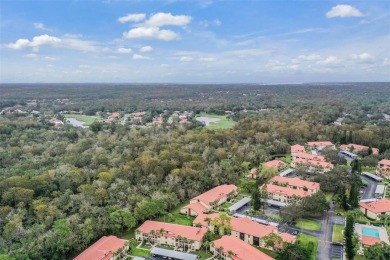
331;243;344;260
331;216;345;225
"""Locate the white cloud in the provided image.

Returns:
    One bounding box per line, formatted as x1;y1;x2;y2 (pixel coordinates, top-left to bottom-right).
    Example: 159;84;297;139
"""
199;19;221;27
44;56;57;61
199;57;215;62
118;13;146;23
24;53;38;59
317;56;340;66
33;22;50;31
7;34;98;52
179;56;193;62
326;5;363;18
133;54;151;60
145;12;191;27
63;33;83;38
117;47;133;54
160;64;169;68
7;35;61;50
350;53;376;63
123;26;179;41
139;46;153;53
298;54;321;61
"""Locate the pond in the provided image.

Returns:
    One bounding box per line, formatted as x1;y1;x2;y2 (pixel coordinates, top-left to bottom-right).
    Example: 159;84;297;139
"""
66;118;89;128
195;116;221;126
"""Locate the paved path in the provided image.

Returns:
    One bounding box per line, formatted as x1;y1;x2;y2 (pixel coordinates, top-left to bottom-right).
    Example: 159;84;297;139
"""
316;201;335;260
361;176;378;200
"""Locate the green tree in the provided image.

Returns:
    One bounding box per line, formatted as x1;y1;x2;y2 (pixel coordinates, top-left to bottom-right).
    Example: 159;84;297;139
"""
109;209;136;233
345;214;356;260
276;242;310;260
90;121;103;133
364;242;390;260
251;187;261;211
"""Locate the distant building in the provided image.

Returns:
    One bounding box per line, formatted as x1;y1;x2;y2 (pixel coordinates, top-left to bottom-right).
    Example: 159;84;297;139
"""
359;198;390;220
270;176;320;194
307;141;335;151
290;144;306;155
211;235;274;260
262;184;311;204
340;143;379;155
291;158;334;173
377;159;390;178
292;152;326;162
180;184;238;216
246;167;258;179
74;236;128;260
136;221;207;250
263;160;288;171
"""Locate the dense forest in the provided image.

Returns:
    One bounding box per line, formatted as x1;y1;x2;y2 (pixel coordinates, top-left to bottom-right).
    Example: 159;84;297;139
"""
0;83;389;259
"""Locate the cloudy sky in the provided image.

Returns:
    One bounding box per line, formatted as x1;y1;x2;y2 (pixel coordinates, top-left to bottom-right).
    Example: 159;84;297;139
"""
1;0;389;83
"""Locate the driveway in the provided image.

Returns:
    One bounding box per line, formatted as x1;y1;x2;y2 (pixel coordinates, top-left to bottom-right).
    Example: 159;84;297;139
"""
361;176;378;200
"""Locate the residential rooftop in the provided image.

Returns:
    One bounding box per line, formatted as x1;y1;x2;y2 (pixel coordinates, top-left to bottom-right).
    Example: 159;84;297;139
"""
231;217;277;238
307;141;334;147
264;160;287;169
359;198;390;214
74;236;127;260
379;159;390;166
192;184;237;205
293;158;333;168
270;176;320;191
291;144;306;154
293;152;326;162
137;221;207;242
340;143;379;154
265;184;310;198
213;235;274;260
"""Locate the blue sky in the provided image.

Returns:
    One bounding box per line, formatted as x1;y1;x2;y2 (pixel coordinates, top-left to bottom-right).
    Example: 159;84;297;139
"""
0;0;389;83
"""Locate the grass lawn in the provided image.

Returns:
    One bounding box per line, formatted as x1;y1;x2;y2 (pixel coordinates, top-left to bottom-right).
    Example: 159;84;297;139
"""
257;247;277;258
297;234;318;260
193;249;213;259
295;218;321;231
325;193;333;202
283;155;292;164
219;202;233;210
332;225;344;243
119;227;136;240
131;248;151;257
157;200;195;226
197;113;235;130
64;114;101;125
265;213;282;221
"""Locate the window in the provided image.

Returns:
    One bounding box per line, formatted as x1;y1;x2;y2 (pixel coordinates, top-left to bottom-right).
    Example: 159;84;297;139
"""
240;233;245;241
253;236;260;246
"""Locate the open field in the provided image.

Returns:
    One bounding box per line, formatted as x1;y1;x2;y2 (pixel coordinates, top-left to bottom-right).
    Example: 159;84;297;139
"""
196;113;235;129
297;234;318;260
332;225;344;243
64;114;100;125
295;218;321;231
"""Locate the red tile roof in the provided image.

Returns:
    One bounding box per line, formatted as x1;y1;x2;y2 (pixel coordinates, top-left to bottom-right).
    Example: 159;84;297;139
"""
183;202;208;215
293;158;334;169
137;221;207;242
291;144;306;154
74;236;127;260
379;159;390;167
293;152;326;162
278;232;296;243
340;144;379;155
359;198;390;214
265;184;310;198
270;176;320;191
192;184;237;206
231;217;277;238
307;141;334;147
193;213;220;227
362;236;381;246
213;235;274;260
264;160;287;170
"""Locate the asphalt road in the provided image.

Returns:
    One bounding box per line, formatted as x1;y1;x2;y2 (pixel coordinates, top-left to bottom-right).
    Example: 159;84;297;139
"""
361;176;378;200
316;201;335;260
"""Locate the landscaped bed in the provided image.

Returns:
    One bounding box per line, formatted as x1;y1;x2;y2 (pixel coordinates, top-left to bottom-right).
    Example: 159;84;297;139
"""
295;218;321;231
332;224;344;243
297;233;318;260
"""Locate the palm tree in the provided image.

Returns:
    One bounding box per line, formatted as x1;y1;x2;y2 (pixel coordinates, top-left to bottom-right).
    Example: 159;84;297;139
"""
227;250;235;259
